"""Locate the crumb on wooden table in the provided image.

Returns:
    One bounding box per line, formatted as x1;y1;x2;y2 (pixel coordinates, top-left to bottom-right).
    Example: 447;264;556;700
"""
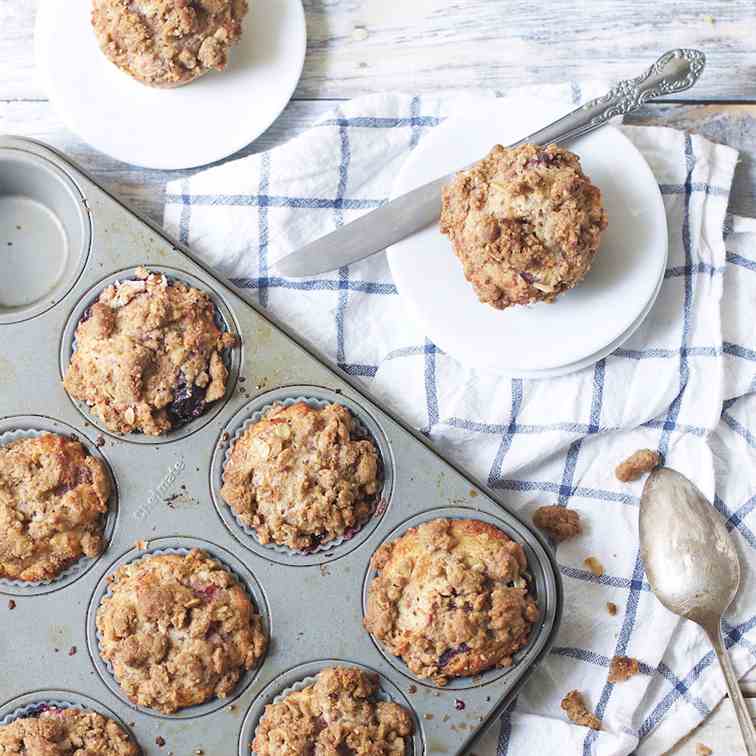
606;601;618;616
560;690;601;730
608;655;640;683
615;449;661;482
532;505;582;542
584;556;604;577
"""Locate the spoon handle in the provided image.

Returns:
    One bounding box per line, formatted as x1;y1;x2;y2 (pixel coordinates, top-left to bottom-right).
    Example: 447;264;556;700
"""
513;49;706;148
706;624;756;754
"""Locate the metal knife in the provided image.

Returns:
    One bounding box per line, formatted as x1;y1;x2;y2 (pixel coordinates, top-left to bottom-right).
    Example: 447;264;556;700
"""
274;48;705;278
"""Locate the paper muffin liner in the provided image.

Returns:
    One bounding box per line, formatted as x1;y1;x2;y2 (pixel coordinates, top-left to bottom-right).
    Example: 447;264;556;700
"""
62;266;239;443
218;396;386;558
92;544;267;718
0;427;117;593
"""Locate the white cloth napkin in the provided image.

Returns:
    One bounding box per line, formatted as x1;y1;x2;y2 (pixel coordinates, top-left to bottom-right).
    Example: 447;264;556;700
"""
164;84;756;755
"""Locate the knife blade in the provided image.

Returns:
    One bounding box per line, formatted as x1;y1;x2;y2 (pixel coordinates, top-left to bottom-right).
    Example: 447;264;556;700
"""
273;49;705;278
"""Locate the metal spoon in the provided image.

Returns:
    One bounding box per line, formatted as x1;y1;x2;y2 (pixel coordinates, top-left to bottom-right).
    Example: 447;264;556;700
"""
640;467;756;754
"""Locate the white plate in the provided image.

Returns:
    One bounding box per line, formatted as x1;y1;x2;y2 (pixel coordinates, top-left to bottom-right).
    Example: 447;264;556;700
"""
35;0;306;170
387;95;668;374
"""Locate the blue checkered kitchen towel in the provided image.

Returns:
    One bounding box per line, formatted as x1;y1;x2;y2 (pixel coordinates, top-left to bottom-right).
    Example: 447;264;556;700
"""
164;84;756;755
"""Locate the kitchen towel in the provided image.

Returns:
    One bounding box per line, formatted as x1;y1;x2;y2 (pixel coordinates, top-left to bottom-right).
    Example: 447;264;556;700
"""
164;84;756;755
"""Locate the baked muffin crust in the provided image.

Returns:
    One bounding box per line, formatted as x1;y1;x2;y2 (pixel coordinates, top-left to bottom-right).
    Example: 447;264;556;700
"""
0;706;138;755
96;549;267;713
221;402;381;551
440;143;608;309
0;433;111;582
64;267;237;436
91;0;248;88
252;666;413;756
364;518;539;685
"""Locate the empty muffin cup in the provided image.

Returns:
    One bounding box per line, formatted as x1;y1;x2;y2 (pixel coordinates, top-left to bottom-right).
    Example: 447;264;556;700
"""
0;148;90;325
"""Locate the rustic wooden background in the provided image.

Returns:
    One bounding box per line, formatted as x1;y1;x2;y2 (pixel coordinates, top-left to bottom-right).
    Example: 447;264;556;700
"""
2;1;755;752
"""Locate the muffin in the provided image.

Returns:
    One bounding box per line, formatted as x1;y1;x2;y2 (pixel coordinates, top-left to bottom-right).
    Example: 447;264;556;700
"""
0;706;138;755
364;518;539;685
91;0;249;88
0;433;111;582
64;267;237;436
221;402;381;552
252;666;413;756
440;143;608;309
96;549;267;713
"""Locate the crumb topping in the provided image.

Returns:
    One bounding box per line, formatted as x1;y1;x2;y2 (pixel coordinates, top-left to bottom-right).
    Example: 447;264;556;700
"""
0;433;111;582
608;655;640;683
364;518;538;685
532;505;582;542
615;449;661;482
560;690;601;730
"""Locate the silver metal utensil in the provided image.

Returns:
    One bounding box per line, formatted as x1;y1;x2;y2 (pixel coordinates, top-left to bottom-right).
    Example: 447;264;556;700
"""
274;48;705;278
640;467;756;755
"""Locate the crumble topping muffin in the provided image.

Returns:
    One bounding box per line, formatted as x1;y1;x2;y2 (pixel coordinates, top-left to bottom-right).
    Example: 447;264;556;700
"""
608;655;641;683
91;0;248;88
615;448;661;482
364;518;539;685
532;505;582;542
221;402;381;551
96;549;267;713
0;433;111;582
64;267;237;437
0;706;138;755
252;666;413;756
560;690;601;730
440;143;608;309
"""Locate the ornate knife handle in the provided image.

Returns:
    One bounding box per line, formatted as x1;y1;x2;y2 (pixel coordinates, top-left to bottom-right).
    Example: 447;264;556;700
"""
513;49;706;148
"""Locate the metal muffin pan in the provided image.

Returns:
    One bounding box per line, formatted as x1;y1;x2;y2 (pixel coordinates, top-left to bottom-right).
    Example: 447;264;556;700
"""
0;136;562;755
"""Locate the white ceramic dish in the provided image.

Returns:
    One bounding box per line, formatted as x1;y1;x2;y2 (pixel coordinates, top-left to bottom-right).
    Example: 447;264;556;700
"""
35;0;307;170
387;95;668;375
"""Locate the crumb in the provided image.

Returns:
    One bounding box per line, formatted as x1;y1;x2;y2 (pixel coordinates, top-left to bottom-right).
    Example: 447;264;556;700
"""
607;602;618;616
8;600;16;610
696;745;712;756
156;735;166;747
560;690;601;730
469;489;478;498
68;646;77;656
608;656;640;683
454;699;465;710
423;713;433;721
615;449;661;482
95;435;106;447
532;505;582;542
584;556;604;577
134;539;148;550
408;685;417;694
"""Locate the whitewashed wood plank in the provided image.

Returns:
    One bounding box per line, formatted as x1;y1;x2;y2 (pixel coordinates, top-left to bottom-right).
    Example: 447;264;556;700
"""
4;1;756;101
666;697;756;754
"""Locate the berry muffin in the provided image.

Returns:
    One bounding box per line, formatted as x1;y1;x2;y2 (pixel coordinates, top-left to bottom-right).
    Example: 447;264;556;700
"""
91;0;249;88
364;518;539;685
0;433;111;582
440;143;608;309
96;549;267;713
0;706;138;755
252;666;413;756
64;267;237;436
221;402;381;552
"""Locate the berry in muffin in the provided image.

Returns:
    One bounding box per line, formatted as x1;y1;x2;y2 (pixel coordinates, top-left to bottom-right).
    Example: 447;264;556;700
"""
91;0;248;88
221;402;381;552
64;267;237;436
252;666;413;756
364;518;539;685
0;432;111;582
96;549;267;713
440;143;608;309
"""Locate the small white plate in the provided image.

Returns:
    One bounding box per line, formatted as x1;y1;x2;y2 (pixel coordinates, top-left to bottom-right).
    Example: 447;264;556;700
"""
387;95;668;374
35;0;306;170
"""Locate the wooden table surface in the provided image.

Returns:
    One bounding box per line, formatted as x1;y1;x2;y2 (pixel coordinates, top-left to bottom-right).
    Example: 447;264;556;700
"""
2;2;755;752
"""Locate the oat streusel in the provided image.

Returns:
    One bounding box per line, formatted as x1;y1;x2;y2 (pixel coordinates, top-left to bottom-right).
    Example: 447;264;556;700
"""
96;549;267;713
532;505;582;542
608;655;641;683
91;0;248;88
364;518;539;685
64;267;237;436
615;449;661;482
440;143;607;309
252;667;413;756
0;433;111;582
0;707;138;755
221;402;381;551
560;690;601;730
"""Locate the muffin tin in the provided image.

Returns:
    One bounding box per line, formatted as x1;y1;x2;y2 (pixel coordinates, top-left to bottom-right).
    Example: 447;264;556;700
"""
0;136;562;755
